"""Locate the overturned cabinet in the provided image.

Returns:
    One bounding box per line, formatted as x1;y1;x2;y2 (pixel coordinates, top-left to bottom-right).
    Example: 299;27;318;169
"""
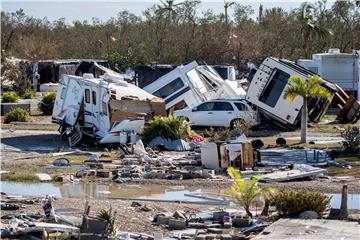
201;139;253;171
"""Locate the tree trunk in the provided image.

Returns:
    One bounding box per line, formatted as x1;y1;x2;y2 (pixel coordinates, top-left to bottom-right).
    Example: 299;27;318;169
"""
301;97;308;143
261;198;270;216
245;206;253;219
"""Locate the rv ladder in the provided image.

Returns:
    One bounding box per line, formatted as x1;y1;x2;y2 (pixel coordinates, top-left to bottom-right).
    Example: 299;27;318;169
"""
69;126;82;147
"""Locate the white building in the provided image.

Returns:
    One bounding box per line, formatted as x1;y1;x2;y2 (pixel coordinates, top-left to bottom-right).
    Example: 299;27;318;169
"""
297;48;360;100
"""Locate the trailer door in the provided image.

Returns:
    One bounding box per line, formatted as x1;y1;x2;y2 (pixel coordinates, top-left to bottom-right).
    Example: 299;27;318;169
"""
53;76;84;126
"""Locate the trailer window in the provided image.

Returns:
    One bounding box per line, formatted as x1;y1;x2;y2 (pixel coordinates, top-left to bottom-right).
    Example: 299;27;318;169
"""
153;77;184;99
101;101;107;116
60;87;66;99
85;89;90;103
92;91;96;105
259;69;289;108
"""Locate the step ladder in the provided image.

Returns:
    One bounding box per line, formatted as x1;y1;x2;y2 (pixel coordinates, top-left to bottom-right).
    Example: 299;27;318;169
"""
68;125;82;147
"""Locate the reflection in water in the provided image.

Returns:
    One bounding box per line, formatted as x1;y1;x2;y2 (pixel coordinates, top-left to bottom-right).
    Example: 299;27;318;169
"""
1;181;359;209
0;181;206;201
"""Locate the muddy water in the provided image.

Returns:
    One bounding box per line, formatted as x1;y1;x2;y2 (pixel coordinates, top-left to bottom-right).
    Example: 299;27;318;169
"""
0;181;215;201
1;181;359;209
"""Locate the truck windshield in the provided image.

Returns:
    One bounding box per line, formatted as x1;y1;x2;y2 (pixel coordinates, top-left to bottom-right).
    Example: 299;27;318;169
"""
259;68;289;107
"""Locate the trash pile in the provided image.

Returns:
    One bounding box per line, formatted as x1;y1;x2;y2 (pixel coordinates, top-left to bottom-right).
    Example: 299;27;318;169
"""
152;209;272;240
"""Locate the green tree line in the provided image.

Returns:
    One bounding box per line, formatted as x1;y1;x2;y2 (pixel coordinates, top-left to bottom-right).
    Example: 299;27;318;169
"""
1;0;359;71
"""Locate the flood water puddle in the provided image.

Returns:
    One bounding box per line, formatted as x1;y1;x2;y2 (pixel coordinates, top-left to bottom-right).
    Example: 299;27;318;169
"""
1;181;359;209
0;181;212;202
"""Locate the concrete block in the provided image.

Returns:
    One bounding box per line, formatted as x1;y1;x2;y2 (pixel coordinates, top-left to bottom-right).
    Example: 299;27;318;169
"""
204;234;217;240
1;102;30;116
96;170;110;178
205;223;222;229
157;215;171;225
232;217;251;228
213;211;229;221
168;218;187;230
223;222;232;229
196;235;206;240
188;222;206;229
208;228;223;234
220;234;232;240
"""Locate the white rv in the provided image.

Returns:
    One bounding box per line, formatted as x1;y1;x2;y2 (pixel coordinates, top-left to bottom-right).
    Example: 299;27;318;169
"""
246;57;338;127
246;57;360;127
52;73;166;146
143;61;246;110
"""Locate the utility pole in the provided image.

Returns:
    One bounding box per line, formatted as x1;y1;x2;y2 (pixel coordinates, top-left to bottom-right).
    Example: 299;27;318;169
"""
224;0;235;25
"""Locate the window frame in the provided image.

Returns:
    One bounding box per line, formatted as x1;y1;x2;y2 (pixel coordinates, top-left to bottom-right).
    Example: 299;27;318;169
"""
196;102;215;111
92;90;97;105
259;68;290;108
213;102;234;111
153;77;185;99
85;89;90;103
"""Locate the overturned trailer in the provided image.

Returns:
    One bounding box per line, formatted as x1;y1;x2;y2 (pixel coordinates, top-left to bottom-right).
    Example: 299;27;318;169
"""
143;61;246;110
246;57;360;127
52;73;166;146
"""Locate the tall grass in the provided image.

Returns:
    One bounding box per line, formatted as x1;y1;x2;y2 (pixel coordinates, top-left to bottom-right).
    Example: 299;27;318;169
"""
1;173;40;182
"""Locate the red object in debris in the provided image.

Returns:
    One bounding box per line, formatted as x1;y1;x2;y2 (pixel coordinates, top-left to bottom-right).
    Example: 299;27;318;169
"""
188;134;204;143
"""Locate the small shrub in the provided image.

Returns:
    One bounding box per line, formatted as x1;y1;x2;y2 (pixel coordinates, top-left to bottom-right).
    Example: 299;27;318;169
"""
205;127;231;142
22;89;36;99
1;91;19;103
4;107;30;123
38;92;56;115
341;126;360;152
272;190;330;218
97;209;116;234
142;111;194;143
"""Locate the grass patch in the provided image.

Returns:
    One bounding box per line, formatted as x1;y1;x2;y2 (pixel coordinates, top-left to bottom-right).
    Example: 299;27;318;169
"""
327;166;360;178
1;173;40;182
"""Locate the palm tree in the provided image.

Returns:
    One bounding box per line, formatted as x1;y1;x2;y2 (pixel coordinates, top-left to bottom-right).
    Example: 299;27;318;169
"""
299;2;333;57
156;0;184;23
284;75;331;144
226;167;274;218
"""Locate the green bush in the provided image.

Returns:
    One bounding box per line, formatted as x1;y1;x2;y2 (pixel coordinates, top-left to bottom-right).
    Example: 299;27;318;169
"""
272;190;330;218
38;92;56;115
22;89;36;99
205;127;231;142
1;91;19;103
142;111;194;143
341;126;360;153
4;107;30;123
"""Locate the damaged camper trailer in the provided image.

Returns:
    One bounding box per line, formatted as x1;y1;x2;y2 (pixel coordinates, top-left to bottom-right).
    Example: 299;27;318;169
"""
52;73;166;146
246;57;360;127
143;61;246;110
32;59;109;91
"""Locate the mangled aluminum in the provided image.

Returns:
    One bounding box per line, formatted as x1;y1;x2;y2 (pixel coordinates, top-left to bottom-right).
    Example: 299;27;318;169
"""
143;61;246;110
52;71;166;146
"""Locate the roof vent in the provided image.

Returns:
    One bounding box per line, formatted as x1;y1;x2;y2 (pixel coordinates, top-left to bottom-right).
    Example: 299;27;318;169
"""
328;48;340;54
